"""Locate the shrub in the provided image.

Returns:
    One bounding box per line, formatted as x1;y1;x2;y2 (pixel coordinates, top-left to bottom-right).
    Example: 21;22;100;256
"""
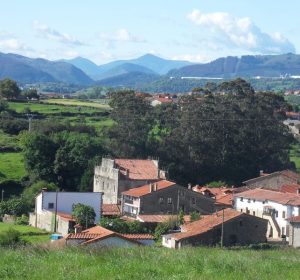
0;119;28;135
154;218;177;240
190;211;201;222
0;197;31;216
15;214;29;225
0;228;22;246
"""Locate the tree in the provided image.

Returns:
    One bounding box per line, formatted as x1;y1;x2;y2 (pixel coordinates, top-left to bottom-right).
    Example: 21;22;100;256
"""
190;211;201;222
0;79;21;99
22;88;39;100
178;208;184;225
0;197;31;216
72;203;96;229
108;90;153;157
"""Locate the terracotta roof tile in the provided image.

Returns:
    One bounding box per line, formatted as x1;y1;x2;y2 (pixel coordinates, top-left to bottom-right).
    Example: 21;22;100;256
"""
280;184;300;194
115;159;160;180
102;204;121;216
234;188;300;206
171;209;242;241
287;215;300;222
122;180;176;197
55;212;75;222
120;234;154;240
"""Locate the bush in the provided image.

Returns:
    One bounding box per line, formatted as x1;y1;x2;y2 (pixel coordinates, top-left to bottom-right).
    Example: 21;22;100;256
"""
0;119;28;135
0;228;22;246
15;214;29;225
0;197;31;216
154;218;177;240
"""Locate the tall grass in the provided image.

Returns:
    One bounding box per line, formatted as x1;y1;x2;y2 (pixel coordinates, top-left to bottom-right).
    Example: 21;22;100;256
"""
0;246;299;279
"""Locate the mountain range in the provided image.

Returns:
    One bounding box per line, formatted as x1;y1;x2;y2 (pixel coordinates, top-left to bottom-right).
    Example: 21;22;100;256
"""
63;54;192;80
1;52;300;89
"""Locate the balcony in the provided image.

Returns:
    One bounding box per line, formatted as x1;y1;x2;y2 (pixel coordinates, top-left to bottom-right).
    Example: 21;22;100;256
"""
124;198;134;204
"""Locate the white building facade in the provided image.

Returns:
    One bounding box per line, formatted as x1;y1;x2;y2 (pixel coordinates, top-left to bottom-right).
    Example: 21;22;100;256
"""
234;188;300;240
29;191;103;234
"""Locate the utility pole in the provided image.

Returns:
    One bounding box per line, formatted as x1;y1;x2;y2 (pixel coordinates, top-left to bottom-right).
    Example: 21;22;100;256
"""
26;114;35;132
53;190;58;232
221;208;224;248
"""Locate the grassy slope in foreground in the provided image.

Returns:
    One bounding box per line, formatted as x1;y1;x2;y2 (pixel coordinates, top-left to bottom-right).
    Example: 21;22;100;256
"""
0;246;300;280
0;223;50;244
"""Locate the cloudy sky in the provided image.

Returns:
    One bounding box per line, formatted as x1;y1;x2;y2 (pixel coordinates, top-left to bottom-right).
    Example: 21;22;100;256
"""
0;0;299;64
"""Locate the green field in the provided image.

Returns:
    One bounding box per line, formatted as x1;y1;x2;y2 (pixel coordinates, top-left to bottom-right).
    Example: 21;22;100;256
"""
0;222;50;244
290;143;300;171
0;246;299;280
0;152;25;181
42;98;110;109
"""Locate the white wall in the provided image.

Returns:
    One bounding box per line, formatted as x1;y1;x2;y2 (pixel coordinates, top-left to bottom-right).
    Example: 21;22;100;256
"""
38;192;102;223
234;196;300;239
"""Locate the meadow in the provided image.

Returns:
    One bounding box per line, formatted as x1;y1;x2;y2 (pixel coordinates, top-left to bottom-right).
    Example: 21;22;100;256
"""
0;246;299;280
0;222;50;244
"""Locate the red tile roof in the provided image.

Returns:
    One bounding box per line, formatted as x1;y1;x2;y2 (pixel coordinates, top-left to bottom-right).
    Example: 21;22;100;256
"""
280;184;300;194
120;234;154;240
56;212;75;222
115;159;160;180
234;188;300;206
287;215;300;223
102;204;121;216
66;225;151;245
171;209;242;241
122;180;176;197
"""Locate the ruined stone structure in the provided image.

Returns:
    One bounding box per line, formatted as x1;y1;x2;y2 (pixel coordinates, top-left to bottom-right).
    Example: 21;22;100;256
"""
93;158;166;204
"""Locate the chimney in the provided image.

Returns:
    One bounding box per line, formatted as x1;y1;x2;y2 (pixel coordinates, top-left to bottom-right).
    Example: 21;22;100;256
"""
259;170;264;176
149;183;154;193
153;183;158;192
42;188;47;192
74;224;82;234
188;183;192;190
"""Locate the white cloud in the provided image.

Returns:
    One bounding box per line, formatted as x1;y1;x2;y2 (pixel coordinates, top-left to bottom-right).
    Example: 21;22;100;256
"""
187;10;295;54
100;28;146;45
0;32;33;55
33;21;86;46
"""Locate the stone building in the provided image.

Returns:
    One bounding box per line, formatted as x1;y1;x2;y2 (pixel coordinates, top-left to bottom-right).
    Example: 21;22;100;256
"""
121;180;215;218
243;170;300;190
287;216;300;247
93;158;166;204
162;209;268;249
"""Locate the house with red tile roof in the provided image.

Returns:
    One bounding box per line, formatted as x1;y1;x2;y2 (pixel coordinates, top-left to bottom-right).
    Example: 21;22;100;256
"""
121;180;215;218
65;225;155;248
162;208;267;248
94;158;166;204
234;188;300;241
243;170;300;191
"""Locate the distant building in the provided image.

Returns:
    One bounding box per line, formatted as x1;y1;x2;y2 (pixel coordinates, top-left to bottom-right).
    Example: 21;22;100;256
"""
234;188;300;240
121;180;215;218
65;225;155;248
162;209;267;249
29;191;103;234
93;158;166;204
243;170;300;191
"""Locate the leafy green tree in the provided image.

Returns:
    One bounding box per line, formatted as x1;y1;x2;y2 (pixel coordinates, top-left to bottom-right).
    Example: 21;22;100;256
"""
154;218;177;240
178;208;184;225
108;90;153;157
22;88;39;100
22;181;58;208
0;79;21;99
0;197;31;216
0;100;8;112
72;203;96;229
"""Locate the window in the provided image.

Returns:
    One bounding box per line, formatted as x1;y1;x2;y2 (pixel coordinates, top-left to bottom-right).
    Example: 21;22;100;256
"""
102;182;104;189
282;211;286;219
180;190;185;197
253;199;256;203
159;197;164;204
275;211;278;218
191;197;196;205
167;198;172;204
281;227;285;236
253;211;256;216
240;197;243;202
48;203;54;209
247;199;251;203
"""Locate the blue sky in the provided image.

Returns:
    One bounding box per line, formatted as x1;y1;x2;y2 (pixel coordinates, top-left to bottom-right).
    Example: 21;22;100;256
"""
0;0;299;64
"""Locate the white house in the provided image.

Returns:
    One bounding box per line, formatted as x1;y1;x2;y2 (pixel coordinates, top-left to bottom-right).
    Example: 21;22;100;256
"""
234;188;300;241
29;191;103;234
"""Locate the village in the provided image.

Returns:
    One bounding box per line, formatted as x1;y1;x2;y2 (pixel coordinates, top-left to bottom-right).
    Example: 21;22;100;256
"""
19;157;300;249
